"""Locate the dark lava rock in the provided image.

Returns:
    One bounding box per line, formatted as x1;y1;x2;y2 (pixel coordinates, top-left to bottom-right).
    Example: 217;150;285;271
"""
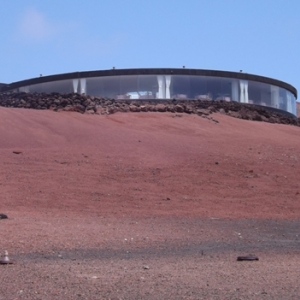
0;92;299;127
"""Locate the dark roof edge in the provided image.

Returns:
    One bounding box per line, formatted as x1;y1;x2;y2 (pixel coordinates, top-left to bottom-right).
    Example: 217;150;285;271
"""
1;68;297;98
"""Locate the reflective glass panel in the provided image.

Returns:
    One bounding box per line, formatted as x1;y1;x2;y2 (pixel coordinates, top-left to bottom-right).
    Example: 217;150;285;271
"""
120;75;138;98
248;81;271;106
11;73;297;115
28;79;73;94
102;76;121;98
190;76;208;99
86;77;104;96
206;77;223;100
138;75;157;99
170;75;190;99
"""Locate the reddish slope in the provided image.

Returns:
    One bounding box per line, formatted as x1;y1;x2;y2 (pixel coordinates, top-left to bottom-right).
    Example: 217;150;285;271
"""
0;107;299;219
1;107;300;299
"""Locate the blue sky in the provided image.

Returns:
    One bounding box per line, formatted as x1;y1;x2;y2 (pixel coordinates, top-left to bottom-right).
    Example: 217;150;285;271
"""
1;0;300;96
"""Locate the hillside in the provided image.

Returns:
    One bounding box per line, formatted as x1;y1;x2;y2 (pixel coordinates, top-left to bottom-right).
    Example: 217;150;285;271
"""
0;107;300;299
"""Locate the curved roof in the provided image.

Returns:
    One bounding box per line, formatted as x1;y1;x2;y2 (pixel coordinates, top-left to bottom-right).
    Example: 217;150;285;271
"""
1;68;297;98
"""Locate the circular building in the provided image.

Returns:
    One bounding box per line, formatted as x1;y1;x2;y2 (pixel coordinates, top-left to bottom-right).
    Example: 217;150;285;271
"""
0;68;297;116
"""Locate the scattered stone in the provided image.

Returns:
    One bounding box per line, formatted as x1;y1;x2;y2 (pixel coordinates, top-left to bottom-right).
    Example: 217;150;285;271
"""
140;105;147;112
0;92;298;126
12;151;22;154
0;214;8;219
228;111;241;118
129;105;141;112
0;251;13;265
175;104;184;113
237;255;259;261
143;265;149;270
156;104;166;112
85;109;95;115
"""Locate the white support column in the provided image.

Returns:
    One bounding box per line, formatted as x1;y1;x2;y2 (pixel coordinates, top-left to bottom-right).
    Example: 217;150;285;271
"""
80;78;86;94
231;80;239;102
157;75;165;99
73;79;79;93
245;81;248;103
239;80;248;103
165;75;171;99
287;92;292;113
239;80;244;103
19;86;30;93
270;85;279;108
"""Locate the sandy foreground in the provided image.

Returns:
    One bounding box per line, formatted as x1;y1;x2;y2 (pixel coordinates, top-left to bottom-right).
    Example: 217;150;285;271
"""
0;108;300;299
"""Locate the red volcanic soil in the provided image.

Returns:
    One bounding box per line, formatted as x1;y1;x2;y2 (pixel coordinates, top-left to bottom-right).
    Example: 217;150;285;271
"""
0;107;300;299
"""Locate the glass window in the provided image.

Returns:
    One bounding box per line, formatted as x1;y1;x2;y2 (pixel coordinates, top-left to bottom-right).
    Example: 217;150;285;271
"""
120;75;138;98
206;77;223;100
190;76;208;99
138;75;157;99
270;85;280;108
230;79;239;102
28;79;73;94
278;87;287;110
86;77;104;96
286;91;296;114
218;78;232;101
248;81;270;106
102;76;121;98
248;81;262;105
12;73;297;116
170;75;190;99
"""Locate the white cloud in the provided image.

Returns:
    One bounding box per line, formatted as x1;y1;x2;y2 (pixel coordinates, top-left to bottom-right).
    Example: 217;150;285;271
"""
14;6;127;60
18;7;58;41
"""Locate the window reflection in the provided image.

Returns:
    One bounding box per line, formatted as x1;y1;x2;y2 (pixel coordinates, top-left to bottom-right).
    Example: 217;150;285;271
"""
190;75;208;100
138;75;157;99
103;77;120;98
171;75;190;99
15;74;296;115
26;80;73;94
86;77;104;96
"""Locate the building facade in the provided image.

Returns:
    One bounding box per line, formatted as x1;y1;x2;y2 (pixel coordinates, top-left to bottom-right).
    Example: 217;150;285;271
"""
0;68;297;115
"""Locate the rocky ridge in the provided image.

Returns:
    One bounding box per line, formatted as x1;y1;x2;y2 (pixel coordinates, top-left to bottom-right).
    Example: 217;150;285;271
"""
0;92;299;126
